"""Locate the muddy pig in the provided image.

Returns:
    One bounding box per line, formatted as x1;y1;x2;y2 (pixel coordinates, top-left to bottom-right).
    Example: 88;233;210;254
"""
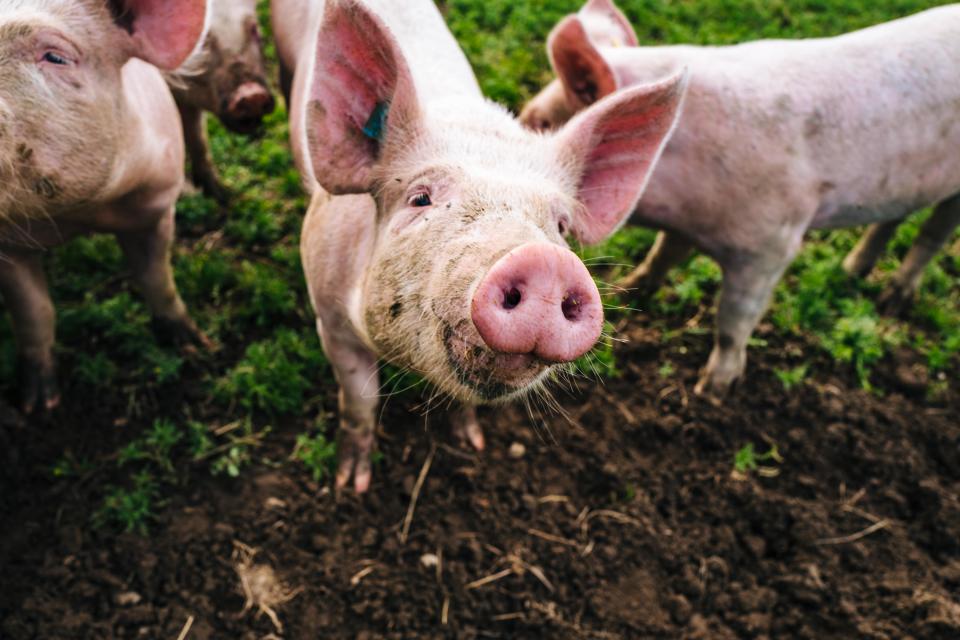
521;0;960;400
167;0;275;201
0;0;211;413
272;0;688;491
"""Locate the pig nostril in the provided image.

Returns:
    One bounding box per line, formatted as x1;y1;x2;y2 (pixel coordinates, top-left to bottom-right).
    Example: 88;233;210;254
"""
503;287;522;310
562;292;584;321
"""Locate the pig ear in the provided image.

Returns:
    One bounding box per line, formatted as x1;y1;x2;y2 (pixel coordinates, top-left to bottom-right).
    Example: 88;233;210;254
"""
109;0;208;70
306;0;422;194
580;0;639;47
554;70;688;245
548;16;619;108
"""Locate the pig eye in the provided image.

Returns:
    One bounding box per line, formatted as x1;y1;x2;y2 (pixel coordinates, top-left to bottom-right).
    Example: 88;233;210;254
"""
409;192;432;207
42;51;69;66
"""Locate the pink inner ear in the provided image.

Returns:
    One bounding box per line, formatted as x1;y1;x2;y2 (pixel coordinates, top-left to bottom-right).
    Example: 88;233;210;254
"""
125;0;206;70
306;1;417;194
563;72;688;245
549;16;618;107
581;0;640;47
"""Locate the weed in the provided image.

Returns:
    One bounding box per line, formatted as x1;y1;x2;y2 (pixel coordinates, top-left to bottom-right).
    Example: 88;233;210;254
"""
733;442;783;477
775;364;809;391
95;470;159;534
292;428;337;483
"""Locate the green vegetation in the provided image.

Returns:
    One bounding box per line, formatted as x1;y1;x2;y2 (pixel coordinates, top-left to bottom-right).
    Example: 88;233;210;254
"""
733;442;784;476
3;1;956;531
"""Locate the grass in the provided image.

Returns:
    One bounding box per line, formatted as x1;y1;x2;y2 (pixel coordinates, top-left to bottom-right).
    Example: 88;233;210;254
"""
3;0;957;530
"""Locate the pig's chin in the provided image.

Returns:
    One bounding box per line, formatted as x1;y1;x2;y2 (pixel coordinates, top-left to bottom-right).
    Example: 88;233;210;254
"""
442;322;552;403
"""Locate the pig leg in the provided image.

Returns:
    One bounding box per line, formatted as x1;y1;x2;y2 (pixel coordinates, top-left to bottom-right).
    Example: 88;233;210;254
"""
179;102;229;203
318;319;379;493
878;195;960;315
695;244;799;400
842;220;900;278
116;208;212;349
450;404;485;451
0;252;59;413
617;231;693;295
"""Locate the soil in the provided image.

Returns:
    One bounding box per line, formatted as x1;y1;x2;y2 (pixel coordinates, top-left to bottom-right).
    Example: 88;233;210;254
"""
1;315;958;640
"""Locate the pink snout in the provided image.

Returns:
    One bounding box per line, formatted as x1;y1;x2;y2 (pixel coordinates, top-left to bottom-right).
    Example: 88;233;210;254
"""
224;82;275;129
471;243;603;363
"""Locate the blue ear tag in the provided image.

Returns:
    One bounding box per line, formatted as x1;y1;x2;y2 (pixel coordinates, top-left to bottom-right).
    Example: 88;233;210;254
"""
362;101;390;142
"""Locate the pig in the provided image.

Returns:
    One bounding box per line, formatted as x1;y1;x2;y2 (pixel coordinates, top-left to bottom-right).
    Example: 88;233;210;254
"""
520;0;960;399
271;0;688;491
0;0;211;413
166;0;275;202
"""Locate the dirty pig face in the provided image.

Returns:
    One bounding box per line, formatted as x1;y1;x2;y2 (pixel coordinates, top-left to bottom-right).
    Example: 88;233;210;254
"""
0;7;121;219
362;155;581;403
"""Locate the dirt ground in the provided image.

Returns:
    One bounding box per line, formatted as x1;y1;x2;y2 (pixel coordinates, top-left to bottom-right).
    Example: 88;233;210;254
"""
1;315;958;639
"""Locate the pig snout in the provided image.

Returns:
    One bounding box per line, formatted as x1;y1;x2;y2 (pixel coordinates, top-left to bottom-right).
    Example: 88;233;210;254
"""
471;242;603;363
222;82;275;133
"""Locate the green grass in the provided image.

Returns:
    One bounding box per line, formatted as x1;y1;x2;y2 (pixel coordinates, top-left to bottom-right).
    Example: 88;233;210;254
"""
3;0;957;530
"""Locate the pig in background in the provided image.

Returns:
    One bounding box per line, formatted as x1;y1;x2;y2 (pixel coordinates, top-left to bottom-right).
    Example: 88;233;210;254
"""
167;0;275;202
272;0;688;491
521;0;960;400
0;0;211;413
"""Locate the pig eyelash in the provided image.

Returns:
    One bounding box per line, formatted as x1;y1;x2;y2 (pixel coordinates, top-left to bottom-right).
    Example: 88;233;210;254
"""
40;51;72;66
408;191;432;207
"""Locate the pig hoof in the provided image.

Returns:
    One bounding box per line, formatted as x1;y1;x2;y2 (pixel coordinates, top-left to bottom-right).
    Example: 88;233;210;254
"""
693;373;735;405
335;428;375;494
18;363;60;416
151;316;216;353
453;416;485;452
195;175;231;204
877;286;911;317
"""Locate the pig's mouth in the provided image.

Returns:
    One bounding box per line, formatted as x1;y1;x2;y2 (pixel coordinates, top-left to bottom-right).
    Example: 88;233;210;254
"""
442;322;551;402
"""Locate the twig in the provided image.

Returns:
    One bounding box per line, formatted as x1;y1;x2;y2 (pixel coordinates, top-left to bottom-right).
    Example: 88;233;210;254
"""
441;597;450;625
492;612;525;622
465;568;514;590
350;565;377;587
400;444;437;544
175;615;194;640
527;528;579;548
816;520;890;545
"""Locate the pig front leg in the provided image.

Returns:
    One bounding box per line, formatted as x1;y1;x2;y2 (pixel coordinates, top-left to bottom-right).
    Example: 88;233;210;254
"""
317;319;379;493
617;231;693;295
116;208;212;350
178;102;229;203
878;195;960;315
695;244;799;400
842;220;900;278
0;252;59;413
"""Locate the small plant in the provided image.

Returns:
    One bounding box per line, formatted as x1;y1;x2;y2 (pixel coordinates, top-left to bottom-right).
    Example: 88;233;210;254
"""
658;360;676;378
774;364;809;391
733;442;783;478
145;418;183;472
292;429;337;483
212;445;252;478
95;470;158;534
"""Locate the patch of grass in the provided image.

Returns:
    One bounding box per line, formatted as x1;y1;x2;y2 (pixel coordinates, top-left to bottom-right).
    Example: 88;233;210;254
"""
215;329;327;416
95;470;159;535
775;364;809;391
293;427;337;483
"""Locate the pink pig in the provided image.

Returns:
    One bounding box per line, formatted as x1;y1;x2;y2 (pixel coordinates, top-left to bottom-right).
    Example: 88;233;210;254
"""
166;0;275;201
272;0;688;491
0;0;211;413
521;0;960;399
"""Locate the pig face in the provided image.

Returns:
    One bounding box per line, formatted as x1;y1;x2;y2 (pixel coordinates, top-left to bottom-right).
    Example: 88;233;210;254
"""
520;0;636;132
175;0;274;133
307;0;686;404
0;0;206;221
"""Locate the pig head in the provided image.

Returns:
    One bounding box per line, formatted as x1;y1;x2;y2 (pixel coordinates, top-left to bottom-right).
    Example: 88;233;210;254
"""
169;0;274;134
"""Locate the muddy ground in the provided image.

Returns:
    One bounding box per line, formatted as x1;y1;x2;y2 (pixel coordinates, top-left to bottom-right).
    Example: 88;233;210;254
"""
1;315;958;639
